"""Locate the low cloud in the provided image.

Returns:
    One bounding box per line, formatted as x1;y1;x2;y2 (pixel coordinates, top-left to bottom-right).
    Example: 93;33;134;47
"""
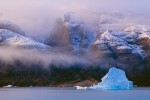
0;47;91;68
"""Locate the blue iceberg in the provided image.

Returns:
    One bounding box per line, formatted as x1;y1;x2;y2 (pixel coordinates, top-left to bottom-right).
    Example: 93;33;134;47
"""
88;67;133;90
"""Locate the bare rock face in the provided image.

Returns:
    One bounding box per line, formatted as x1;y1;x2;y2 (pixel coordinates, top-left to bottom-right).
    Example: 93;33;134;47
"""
116;53;143;70
45;18;70;47
135;35;150;76
64;12;97;50
91;29;146;70
0;35;3;42
90;25;150;81
46;12;150;77
89;36;116;68
45;12;96;52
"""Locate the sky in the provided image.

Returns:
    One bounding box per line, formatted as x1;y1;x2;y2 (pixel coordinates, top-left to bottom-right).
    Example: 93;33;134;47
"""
0;0;150;38
0;0;150;12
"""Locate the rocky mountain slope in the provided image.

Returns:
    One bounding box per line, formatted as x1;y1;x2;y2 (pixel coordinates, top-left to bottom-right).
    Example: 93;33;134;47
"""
46;12;150;70
0;12;150;86
0;29;50;49
0;21;25;35
45;13;150;86
45;12;97;52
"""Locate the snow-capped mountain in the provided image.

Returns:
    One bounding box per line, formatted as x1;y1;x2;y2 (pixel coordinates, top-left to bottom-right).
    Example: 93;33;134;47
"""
46;12;97;52
64;12;97;49
0;29;50;49
45;12;150;70
0;11;150;87
91;25;150;69
94;30;144;56
0;21;25;36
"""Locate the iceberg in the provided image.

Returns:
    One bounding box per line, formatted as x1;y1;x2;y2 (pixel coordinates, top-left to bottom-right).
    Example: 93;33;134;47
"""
76;67;133;90
3;84;18;88
75;86;87;90
88;67;133;90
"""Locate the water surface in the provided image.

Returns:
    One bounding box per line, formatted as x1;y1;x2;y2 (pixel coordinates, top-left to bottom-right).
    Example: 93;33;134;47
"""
0;87;150;100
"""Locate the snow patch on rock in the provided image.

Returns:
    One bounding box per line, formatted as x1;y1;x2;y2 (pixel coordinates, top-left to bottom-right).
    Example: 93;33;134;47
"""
94;30;145;57
0;29;50;49
0;21;25;35
64;12;97;50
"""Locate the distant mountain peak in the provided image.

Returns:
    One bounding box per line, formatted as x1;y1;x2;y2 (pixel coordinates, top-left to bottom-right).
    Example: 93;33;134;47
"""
0;21;25;36
0;29;50;49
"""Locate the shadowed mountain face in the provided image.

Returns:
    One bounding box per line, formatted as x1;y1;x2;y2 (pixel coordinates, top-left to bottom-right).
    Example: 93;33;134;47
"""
44;12;150;86
46;12;96;49
45;18;70;47
45;13;150;70
0;21;25;36
0;12;150;86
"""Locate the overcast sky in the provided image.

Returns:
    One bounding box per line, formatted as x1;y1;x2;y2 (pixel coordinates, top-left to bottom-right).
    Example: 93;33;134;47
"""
0;0;150;12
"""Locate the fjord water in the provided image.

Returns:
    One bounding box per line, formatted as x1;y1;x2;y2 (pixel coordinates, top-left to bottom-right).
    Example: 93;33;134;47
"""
0;87;150;100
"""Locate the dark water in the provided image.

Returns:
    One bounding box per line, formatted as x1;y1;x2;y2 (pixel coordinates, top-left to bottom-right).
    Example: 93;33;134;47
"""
0;87;150;100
